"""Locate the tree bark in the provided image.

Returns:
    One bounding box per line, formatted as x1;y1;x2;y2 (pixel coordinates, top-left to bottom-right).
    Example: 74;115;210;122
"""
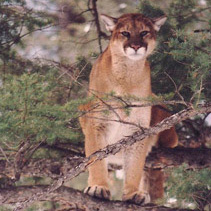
0;185;195;211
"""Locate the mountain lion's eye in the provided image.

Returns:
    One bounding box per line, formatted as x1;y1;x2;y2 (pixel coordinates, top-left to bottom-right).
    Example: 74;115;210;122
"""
121;31;130;38
140;31;149;37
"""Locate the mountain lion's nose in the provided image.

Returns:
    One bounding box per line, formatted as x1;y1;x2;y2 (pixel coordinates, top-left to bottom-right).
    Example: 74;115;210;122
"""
130;44;141;51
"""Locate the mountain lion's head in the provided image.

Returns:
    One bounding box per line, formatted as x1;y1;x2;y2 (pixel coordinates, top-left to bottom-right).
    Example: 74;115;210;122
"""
101;13;166;60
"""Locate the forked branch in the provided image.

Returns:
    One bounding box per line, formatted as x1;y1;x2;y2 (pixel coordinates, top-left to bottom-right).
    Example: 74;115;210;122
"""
8;103;211;210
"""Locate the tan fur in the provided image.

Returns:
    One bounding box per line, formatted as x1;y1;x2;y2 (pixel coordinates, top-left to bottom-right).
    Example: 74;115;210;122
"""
79;13;177;204
141;105;178;202
151;105;178;148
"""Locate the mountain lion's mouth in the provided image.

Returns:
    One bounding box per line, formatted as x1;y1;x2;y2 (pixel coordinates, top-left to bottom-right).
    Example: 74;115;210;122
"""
125;46;147;60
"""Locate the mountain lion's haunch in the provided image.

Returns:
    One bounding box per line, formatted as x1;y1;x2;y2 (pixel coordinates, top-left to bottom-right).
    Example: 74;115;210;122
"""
79;13;178;205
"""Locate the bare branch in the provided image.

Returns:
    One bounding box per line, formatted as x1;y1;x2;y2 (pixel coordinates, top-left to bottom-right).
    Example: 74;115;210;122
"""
0;146;10;163
1;147;210;185
1;186;194;211
83;115;142;128
7;103;211;210
164;72;187;105
90;0;110;53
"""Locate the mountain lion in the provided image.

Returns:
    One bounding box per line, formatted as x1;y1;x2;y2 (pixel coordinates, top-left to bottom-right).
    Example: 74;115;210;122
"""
79;13;178;204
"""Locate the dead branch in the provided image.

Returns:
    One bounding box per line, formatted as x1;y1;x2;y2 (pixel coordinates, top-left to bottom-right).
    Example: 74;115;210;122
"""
0;185;195;211
1;146;210;185
4;103;210;210
0;147;211;187
89;0;109;53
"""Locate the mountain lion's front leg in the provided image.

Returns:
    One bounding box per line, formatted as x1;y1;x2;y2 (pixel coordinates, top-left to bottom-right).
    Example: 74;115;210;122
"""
122;138;151;205
84;122;110;200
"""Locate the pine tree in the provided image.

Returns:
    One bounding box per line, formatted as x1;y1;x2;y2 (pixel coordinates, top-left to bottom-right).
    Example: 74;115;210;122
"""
139;0;210;104
0;0;88;179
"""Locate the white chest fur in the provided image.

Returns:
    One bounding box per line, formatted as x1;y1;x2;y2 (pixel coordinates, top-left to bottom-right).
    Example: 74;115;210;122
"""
106;105;152;165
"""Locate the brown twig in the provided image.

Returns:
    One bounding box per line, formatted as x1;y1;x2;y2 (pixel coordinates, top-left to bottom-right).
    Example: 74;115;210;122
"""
164;72;187;105
89;0;109;53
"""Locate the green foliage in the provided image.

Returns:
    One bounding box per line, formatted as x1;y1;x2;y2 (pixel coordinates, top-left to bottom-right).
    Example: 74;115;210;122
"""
0;0;88;159
139;3;211;209
0;0;53;62
0;70;83;149
139;0;165;18
166;164;211;209
168;0;198;29
139;1;211;106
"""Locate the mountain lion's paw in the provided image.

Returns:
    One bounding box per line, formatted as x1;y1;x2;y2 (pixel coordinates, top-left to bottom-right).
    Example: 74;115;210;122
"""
122;191;150;205
84;185;111;200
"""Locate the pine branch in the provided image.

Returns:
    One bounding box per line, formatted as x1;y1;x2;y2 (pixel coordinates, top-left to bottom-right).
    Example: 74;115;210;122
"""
5;103;210;210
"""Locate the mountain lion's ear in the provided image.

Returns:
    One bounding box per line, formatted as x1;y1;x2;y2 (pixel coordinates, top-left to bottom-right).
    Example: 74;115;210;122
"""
152;15;167;31
100;14;118;32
